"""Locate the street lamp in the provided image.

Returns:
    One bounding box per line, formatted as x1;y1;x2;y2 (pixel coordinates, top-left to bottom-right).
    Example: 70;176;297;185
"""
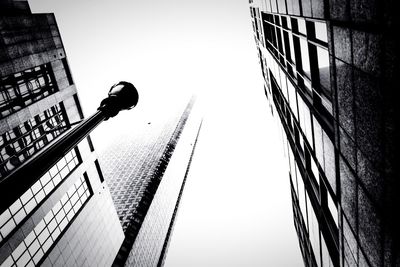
0;81;139;213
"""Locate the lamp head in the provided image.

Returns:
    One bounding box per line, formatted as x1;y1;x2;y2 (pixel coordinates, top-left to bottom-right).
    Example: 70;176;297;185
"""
99;81;139;119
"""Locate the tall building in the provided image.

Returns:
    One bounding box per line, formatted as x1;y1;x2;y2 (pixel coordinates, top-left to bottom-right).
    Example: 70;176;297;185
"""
0;1;124;266
249;0;398;266
99;98;202;267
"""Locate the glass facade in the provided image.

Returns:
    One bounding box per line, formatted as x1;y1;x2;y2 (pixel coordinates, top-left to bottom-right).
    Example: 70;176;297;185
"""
0;1;124;266
0;64;58;119
0;149;80;243
99;98;202;266
250;0;398;266
1;175;91;267
0;103;69;178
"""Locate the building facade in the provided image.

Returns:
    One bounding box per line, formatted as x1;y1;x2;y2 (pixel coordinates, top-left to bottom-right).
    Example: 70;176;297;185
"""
99;98;202;267
249;0;398;266
0;1;124;266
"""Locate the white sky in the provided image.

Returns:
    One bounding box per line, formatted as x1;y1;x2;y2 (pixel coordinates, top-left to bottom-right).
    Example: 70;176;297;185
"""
30;0;303;265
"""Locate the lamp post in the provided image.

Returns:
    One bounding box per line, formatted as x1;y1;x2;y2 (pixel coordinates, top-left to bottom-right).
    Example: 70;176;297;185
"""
0;81;139;213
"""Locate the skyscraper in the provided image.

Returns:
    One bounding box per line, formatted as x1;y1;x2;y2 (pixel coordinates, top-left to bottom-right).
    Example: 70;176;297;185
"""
249;0;398;266
99;98;202;267
0;1;124;266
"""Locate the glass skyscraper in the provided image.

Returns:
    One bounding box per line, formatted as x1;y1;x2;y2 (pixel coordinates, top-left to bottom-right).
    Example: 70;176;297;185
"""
0;1;124;266
249;0;398;266
99;98;202;267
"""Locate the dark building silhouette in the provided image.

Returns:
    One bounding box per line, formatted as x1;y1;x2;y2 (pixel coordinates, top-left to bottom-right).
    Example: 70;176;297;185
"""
0;1;124;266
99;98;202;267
249;0;399;266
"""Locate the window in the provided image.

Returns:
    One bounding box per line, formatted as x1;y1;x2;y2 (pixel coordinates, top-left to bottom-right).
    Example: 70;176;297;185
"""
297;19;307;35
327;191;338;227
316;47;331;91
0;64;57;118
313;116;336;194
299;38;311;77
287;80;298;119
321;234;334;267
287;33;296;64
310;155;319;185
307;194;321;266
1;175;91;267
314;22;328;43
297;94;313;146
281;16;288;28
297;165;307;229
0;149;80;242
289;147;297;193
0;103;69;178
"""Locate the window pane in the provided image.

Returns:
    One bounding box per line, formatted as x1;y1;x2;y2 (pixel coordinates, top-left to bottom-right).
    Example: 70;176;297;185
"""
287;80;298;119
328;191;338;227
297;167;307;228
315;22;328;42
317;47;331;90
313;116;324;168
307;195;321;266
288;34;296;64
298;19;307;35
323;132;336;194
299;38;311;77
321;235;334;267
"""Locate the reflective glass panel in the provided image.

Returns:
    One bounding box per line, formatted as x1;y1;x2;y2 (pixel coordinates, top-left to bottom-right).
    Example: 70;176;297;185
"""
317;47;331;90
315;22;328;43
298;19;307;35
299;38;311;77
307;195;321;266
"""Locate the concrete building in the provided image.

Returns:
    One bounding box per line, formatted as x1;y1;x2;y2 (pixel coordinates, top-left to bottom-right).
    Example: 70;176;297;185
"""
99;98;202;267
0;1;124;266
249;0;399;266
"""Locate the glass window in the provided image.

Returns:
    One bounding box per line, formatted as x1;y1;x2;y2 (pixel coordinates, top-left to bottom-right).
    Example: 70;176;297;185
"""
287;80;298;120
327;191;338;227
303;103;313;146
323;132;336;194
307;195;321;266
298;129;305;154
0;63;57;119
321;94;333;115
274;15;280;26
0;103;69;178
288;34;296;64
289;148;297;193
317;47;331;90
0;210;11;226
2;175;91;267
315;22;328;43
298;19;307;35
313;116;324;168
303;77;312;95
279;68;287;92
299;38;311;77
0;149;79;241
281;75;288;101
321;235;334;267
311;156;319;185
276;28;284;55
281;16;288;28
297;166;307;229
